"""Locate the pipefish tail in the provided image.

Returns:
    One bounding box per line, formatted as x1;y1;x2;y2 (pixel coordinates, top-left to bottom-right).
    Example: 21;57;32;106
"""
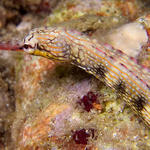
22;26;150;127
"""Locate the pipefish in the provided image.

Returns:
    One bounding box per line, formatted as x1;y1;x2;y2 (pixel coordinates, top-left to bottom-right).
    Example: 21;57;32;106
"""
22;26;150;127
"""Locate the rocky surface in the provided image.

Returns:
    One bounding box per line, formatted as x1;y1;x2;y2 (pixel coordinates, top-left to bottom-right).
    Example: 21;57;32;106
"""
0;0;150;149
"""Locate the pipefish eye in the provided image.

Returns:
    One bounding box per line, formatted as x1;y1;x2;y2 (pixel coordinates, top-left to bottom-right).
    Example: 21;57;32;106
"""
22;44;35;54
23;44;33;49
23;44;29;49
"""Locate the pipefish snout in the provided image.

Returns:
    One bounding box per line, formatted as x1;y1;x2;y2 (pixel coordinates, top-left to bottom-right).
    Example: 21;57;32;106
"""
22;26;150;127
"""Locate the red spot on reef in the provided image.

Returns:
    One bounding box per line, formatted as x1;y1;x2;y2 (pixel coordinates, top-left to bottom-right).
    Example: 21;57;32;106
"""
36;0;51;13
72;128;95;145
77;92;101;112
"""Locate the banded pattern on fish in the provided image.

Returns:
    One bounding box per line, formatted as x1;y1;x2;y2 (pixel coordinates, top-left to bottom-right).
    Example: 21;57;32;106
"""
23;26;150;127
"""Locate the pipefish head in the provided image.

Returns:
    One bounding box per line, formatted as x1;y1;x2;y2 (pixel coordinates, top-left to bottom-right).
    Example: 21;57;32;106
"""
22;27;71;61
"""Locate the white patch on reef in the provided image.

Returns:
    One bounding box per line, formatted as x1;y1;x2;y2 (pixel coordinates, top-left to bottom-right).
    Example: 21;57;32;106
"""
107;22;148;57
17;22;31;31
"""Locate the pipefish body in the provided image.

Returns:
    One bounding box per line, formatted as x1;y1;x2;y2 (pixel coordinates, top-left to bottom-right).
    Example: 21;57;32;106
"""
22;26;150;127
